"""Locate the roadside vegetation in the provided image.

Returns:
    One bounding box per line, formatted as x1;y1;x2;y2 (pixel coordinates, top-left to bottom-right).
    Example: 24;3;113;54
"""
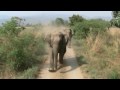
72;11;120;79
1;11;120;79
0;17;46;79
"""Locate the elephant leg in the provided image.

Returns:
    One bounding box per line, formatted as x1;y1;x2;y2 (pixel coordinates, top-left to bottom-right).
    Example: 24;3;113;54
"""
59;47;66;64
59;52;64;64
54;53;58;71
49;48;54;72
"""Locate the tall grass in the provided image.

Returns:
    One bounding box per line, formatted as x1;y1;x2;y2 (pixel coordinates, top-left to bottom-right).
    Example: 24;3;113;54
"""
73;27;120;79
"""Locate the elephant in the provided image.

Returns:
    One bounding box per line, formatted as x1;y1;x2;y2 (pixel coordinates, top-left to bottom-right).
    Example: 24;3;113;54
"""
62;28;75;48
44;31;69;72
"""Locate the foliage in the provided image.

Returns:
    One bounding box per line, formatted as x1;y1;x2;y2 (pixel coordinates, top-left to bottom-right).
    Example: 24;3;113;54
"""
0;17;45;78
69;14;85;26
72;19;109;39
110;11;120;27
52;18;68;26
0;17;25;36
112;11;120;18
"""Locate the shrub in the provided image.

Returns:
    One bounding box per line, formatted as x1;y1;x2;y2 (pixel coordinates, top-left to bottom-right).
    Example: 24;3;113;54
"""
0;17;45;75
72;19;109;39
0;17;24;37
16;66;39;79
6;33;45;72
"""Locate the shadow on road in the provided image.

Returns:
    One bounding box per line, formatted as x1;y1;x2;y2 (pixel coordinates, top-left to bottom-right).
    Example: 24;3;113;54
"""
60;56;87;73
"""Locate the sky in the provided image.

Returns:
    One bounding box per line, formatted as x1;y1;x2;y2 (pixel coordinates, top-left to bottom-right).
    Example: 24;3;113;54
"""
0;11;112;19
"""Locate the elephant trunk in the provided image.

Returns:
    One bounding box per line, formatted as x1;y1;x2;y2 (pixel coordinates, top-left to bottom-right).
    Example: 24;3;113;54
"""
53;45;59;70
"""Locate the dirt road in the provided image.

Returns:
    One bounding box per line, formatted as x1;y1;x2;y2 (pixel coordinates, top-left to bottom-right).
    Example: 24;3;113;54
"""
37;47;84;79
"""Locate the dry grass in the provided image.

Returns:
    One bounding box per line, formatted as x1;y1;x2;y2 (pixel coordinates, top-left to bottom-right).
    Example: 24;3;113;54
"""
108;27;120;36
91;34;104;53
73;27;120;79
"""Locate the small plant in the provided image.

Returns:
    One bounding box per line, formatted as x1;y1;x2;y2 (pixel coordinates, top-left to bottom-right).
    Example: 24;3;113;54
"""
16;66;39;79
107;70;120;79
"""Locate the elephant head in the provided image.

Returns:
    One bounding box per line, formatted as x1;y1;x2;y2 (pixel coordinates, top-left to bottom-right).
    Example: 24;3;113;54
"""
44;31;69;48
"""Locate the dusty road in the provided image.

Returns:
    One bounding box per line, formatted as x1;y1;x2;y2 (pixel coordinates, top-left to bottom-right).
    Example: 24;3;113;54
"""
37;47;84;79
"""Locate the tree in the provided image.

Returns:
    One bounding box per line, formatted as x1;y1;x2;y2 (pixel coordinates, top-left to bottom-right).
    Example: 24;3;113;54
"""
112;11;120;18
110;11;120;27
55;18;65;26
112;11;119;18
11;16;25;27
0;17;25;36
69;14;85;26
51;18;68;26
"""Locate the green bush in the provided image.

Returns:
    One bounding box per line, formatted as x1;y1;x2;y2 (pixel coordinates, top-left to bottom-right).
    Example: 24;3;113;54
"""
72;19;109;39
0;33;45;72
16;66;39;79
6;33;45;72
73;21;90;39
7;34;33;71
0;17;45;73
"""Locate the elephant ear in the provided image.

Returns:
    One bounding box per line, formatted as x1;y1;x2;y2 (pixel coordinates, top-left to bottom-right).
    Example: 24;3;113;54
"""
64;34;69;45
